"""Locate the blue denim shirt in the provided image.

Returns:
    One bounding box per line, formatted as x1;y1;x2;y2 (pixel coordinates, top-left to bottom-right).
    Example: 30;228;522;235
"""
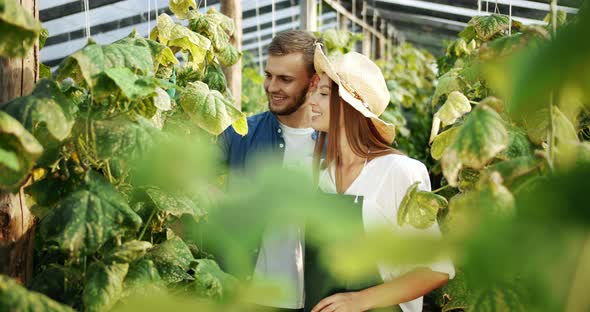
220;111;285;174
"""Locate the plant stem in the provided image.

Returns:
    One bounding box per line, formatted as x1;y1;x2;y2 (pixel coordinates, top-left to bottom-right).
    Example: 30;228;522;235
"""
432;184;451;193
469;100;479;105
139;209;156;241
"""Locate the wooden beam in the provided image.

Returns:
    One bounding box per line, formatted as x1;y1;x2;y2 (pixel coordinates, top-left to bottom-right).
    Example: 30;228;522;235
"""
325;0;387;42
301;0;318;31
221;0;242;109
0;0;39;285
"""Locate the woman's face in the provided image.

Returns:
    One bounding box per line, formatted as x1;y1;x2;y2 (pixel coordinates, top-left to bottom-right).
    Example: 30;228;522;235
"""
309;73;332;132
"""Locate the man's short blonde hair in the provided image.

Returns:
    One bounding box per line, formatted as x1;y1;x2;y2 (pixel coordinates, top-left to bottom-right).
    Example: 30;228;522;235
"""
267;30;320;76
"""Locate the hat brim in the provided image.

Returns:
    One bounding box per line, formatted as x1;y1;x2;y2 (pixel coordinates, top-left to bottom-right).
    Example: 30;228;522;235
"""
314;44;396;144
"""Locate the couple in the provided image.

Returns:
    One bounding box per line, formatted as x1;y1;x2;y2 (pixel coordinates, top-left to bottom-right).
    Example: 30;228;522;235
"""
220;30;454;312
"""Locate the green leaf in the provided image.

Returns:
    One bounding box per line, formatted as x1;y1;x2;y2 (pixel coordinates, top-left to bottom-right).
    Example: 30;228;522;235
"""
434;91;471;127
2;79;77;142
432;69;468;108
190;8;235;50
0;111;43;192
150;13;211;66
191;259;238;300
468;14;510;41
397;182;448;229
0;0;42;57
169;0;196;19
484;156;541;187
435;270;469;312
93;116;158;161
83;262;129;312
117;29;179;70
216;44;242;67
146;237;194;283
104;240;153;264
431;126;462;160
29;265;83;306
39;171;142;256
0;275;75;312
458;168;480;192
124;258;164;296
552;105;582;169
39;27;48;50
498;125;533;159
39;63;51;79
204;63;227;92
178;81;247;136
441;105;509;186
468;285;526;312
93;67;158;104
141;186;206;220
55;42;154;88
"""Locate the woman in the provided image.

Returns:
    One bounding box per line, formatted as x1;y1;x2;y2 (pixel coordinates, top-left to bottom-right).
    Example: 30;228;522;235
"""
306;44;455;312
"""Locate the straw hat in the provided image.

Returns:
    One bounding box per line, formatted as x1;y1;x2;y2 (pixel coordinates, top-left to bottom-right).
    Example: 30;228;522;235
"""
313;44;395;144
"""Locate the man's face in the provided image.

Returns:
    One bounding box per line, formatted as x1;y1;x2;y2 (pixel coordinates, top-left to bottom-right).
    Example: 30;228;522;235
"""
264;53;312;115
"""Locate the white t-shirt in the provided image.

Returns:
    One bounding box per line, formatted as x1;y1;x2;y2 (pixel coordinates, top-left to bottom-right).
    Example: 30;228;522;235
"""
252;122;315;309
318;154;456;312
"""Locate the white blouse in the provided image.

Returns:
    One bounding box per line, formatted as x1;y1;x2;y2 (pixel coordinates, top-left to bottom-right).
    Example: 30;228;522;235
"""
318;154;455;312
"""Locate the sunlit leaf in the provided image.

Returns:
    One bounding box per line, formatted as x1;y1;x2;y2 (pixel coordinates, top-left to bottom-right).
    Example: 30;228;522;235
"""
468;14;510;42
94;67;158;102
178;81;247;135
92;116;158;161
124;258;164;296
432;69;468;107
83;262;129;312
0;0;42;57
169;0;196;19
434;91;471;127
117;30;179;69
0;275;74;312
150;14;211;66
441;105;509;186
39;171;143;256
398;182;448;229
0;111;43;192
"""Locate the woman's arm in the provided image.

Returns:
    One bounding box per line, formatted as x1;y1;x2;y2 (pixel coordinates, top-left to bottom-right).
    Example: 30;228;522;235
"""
311;268;450;312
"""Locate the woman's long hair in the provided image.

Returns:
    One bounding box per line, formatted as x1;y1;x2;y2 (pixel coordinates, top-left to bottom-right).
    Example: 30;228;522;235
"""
313;81;402;193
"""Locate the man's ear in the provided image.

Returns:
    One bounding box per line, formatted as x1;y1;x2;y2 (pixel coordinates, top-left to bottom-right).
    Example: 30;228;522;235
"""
309;74;320;91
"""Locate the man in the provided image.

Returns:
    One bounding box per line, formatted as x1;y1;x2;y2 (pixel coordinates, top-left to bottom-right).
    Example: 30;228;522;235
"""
219;30;320;312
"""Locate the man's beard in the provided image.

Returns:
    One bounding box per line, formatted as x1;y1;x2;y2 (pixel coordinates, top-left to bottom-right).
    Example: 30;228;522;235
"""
268;85;309;116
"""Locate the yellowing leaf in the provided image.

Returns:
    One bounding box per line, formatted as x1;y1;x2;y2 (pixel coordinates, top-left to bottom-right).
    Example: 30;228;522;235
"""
431;125;462;160
0;0;42;57
169;0;196;19
151;14;211;66
398;182;448;229
432;69;468;107
434;91;471;127
178;81;247;136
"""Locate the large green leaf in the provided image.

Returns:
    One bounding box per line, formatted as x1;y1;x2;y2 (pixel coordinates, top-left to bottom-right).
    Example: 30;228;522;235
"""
0;275;75;312
93;67;158;103
141;186;206;220
191;259;238;300
169;0;196;19
178;81;247;135
435;270;469;312
397;182;448;229
0;0;42;57
123;258;164;296
498;125;533;159
83;262;129;312
2;79;77;141
0;111;43;192
468;284;526;312
484;156;541;187
117;30;179;70
146;237;194;283
39;171;142;255
552;105;583;169
150;13;211;66
441;105;509;186
104;240;153;264
92;116;158;161
216;44;241;67
55;42;153;88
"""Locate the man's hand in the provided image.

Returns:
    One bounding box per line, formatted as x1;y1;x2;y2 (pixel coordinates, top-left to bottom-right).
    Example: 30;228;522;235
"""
311;292;366;312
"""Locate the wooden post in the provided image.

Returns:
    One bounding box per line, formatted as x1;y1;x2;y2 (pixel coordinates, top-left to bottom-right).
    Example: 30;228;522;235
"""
0;0;39;285
301;0;318;32
361;1;371;56
221;0;242;110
